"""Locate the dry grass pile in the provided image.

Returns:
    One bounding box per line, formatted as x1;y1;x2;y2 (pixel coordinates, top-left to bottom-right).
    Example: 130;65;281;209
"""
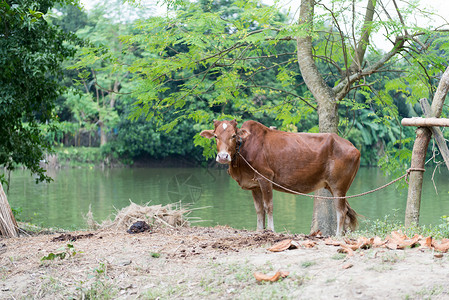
86;201;191;231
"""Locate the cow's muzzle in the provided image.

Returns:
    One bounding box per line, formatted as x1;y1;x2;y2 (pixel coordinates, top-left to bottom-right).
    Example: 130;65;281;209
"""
216;151;231;164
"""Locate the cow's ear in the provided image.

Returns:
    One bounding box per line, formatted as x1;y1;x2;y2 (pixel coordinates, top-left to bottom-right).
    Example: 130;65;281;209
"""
200;130;215;139
237;128;251;139
230;119;238;127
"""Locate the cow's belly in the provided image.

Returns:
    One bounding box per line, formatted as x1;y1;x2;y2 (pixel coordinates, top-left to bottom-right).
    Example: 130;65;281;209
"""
272;179;327;195
270;165;328;194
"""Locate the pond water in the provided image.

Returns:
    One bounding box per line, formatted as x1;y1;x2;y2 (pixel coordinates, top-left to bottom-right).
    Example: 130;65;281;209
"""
6;166;449;233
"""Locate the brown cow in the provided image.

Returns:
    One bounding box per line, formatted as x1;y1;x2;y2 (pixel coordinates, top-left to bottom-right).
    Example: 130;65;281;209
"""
200;120;361;235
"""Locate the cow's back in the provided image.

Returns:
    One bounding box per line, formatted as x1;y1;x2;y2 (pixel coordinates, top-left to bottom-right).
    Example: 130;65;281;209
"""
239;121;360;194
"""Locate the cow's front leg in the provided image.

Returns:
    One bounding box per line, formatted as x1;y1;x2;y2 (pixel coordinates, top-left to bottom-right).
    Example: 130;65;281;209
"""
257;178;274;231
252;189;265;231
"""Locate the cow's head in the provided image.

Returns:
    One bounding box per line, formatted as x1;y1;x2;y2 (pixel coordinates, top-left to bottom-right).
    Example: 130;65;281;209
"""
200;120;251;164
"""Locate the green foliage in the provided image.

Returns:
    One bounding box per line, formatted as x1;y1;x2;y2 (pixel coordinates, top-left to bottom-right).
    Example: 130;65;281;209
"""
106;117;204;160
41;243;78;261
11;206;22;222
0;0;79;181
41;0;449;172
124;0;311;133
55;147;105;166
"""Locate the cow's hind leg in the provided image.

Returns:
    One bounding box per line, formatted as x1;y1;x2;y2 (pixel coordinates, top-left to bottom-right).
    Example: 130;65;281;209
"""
334;197;348;236
252;189;265;231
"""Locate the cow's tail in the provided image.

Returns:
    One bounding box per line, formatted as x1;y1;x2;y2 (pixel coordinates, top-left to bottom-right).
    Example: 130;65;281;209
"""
345;200;358;231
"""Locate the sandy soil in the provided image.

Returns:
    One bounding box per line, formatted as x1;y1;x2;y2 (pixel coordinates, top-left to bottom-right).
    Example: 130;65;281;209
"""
1;226;449;299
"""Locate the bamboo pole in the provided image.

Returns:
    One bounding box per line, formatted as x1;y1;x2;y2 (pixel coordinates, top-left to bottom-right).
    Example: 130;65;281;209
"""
0;181;19;237
402;117;449;127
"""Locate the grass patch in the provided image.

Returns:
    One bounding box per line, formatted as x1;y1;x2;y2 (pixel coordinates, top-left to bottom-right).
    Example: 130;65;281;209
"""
331;253;346;260
75;262;118;299
350;211;449;240
301;261;316;268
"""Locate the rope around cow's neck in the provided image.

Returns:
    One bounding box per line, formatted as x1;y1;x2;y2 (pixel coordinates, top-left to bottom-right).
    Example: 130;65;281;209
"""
236;152;425;200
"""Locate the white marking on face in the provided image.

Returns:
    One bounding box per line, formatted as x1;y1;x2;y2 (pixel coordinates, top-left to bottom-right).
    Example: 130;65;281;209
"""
222;123;228;130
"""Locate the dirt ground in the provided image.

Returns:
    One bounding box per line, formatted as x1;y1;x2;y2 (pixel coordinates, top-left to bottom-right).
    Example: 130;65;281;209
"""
1;225;449;299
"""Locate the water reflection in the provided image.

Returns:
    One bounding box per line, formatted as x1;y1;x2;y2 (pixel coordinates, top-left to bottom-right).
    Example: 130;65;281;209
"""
7;167;449;233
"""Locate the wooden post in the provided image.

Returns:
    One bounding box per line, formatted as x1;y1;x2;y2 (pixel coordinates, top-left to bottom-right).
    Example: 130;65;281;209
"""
402;66;449;227
404;127;431;227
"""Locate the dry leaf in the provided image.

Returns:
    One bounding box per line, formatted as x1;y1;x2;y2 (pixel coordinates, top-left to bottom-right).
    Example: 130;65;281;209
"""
338;245;354;256
357;237;373;249
434;253;444;258
373;236;386;247
291;240;300;248
254;270;289;282
394;234;422;249
324;238;342;246
385;242;398;250
300;240;316;248
267;239;296;252
342;263;353;269
391;231;407;241
432;241;449;253
420;236;433;248
309;230;323;238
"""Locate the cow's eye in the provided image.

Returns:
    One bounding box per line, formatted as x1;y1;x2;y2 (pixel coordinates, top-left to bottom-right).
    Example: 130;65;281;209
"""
232;134;236;139
214;134;218;139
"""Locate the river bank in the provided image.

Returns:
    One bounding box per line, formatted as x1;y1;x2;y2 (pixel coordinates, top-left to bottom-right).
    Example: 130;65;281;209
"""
1;224;449;299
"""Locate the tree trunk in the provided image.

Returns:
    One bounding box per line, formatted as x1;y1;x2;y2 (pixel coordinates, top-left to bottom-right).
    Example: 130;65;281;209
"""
297;0;338;235
99;121;107;146
0;181;19;237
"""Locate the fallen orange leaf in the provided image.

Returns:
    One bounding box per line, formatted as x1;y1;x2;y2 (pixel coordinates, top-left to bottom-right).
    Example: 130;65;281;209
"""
419;236;433;248
324;238;342;246
391;230;407;241
300;240;316;248
338;245;354;256
254;270;289;282
267;239;296;252
342;263;353;269
385;241;398;250
346;244;360;251
432;241;449;253
309;230;323;237
395;234;422;249
373;236;385;247
344;238;358;245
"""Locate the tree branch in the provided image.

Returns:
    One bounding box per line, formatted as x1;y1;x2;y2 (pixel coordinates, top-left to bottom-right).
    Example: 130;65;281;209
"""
349;0;375;73
333;36;405;101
